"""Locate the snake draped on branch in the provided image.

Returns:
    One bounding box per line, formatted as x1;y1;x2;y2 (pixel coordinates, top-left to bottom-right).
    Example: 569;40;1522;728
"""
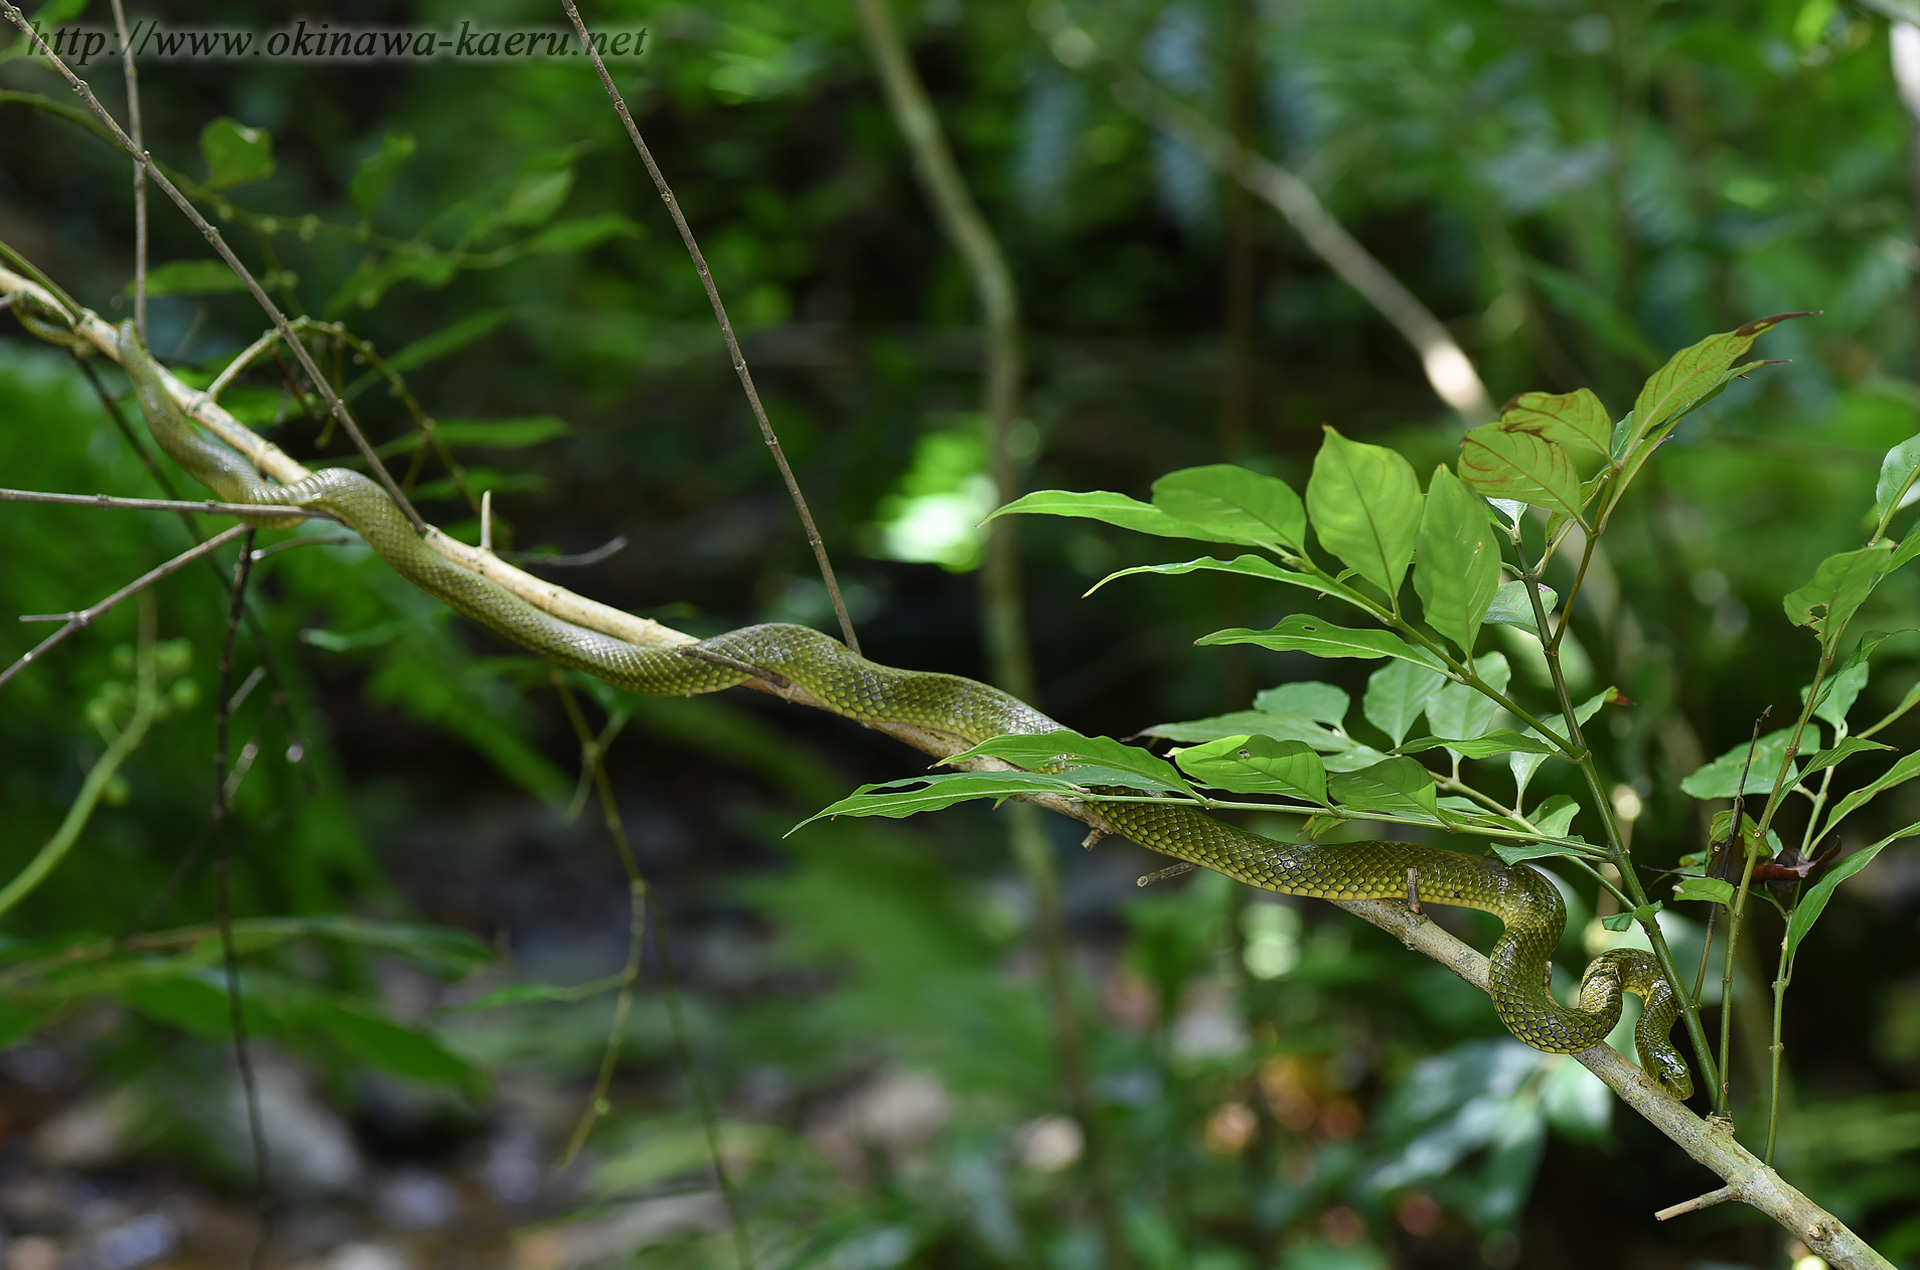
118;321;1690;1100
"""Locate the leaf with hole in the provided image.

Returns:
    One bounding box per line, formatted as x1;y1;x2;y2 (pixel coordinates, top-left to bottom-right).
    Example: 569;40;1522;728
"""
1175;736;1328;803
1783;545;1895;643
1306;427;1423;598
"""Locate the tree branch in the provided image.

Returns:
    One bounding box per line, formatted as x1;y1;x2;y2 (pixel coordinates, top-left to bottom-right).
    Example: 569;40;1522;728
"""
0;264;1892;1270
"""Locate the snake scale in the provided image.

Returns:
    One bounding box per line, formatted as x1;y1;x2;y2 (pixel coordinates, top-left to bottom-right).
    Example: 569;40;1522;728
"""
119;322;1690;1099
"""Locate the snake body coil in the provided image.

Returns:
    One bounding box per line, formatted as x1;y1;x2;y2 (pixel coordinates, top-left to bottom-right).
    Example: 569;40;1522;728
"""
120;323;1690;1099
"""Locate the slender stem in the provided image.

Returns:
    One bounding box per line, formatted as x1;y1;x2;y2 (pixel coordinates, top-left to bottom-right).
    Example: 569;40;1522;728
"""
1514;523;1722;1105
550;675;753;1269
212;532;272;1268
0;488;328;519
107;0;145;343
1766;908;1797;1165
558;0;858;655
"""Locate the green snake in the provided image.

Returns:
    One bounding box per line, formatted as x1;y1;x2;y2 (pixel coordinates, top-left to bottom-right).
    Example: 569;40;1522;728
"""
118;322;1690;1099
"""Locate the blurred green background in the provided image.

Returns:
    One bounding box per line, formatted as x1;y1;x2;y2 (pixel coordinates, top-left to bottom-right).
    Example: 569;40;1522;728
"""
1;0;1918;1266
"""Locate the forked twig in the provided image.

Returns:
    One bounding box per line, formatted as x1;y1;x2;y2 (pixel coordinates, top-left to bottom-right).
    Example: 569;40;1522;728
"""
558;0;859;655
0;524;250;694
550;674;754;1269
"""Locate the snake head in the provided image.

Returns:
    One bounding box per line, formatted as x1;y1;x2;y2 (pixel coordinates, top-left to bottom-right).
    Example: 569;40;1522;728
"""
1643;1046;1694;1101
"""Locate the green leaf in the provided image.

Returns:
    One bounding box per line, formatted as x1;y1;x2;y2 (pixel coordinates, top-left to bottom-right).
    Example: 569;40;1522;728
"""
1808;651;1875;732
1799;738;1895;779
1601;903;1661;932
1363;660;1447;747
1139;709;1348;751
1150;465;1307;551
1672;876;1736;906
1424;653;1511;746
1254;681;1351;724
1306;426;1423;598
449;981;619;1012
384;308;512;374
990;490;1263;547
200;116;275;189
133;260;251;298
1401;729;1557;759
1783;545;1895;643
943;730;1194;795
1874;434;1920;525
1498;388;1615;460
1459;421;1589;525
1533;794;1580;838
377;417;571;457
1085;555;1322;598
1817;750;1920;841
1631;313;1810;441
1174;736;1328;803
349;131;416;218
1785;822;1920;960
1198;615;1447;671
1485;580;1557;628
1492;841;1601;865
1328;757;1439;819
502;166;574;227
0;998;46;1049
1414;465;1502;655
1892;522;1920;576
794;771;1085;829
526;213;642;255
1681;729;1798;798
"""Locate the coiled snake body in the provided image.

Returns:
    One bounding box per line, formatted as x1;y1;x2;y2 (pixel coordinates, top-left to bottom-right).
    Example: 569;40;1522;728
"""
120;324;1690;1099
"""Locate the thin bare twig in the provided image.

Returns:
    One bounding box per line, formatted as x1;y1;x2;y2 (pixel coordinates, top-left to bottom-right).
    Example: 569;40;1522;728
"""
212;530;272;1268
0;3;428;534
107;0;145;342
558;0;859;654
0;524;249;694
550;674;753;1270
1655;1185;1736;1221
846;5;1127;1261
0;487;329;519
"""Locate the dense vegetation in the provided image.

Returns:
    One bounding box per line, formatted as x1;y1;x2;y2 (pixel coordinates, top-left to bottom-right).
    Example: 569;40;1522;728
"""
0;1;1917;1267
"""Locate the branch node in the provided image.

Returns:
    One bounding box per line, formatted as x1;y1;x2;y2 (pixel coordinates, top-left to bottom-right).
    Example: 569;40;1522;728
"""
1654;1185;1736;1222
